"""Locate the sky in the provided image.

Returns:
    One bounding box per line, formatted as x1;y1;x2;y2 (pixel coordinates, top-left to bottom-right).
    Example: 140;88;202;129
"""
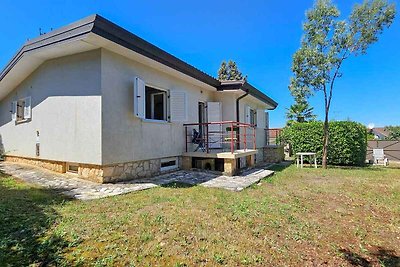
0;0;399;128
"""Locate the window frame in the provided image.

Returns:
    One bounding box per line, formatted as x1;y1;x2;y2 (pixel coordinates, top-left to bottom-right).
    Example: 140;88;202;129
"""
249;108;256;126
144;84;169;123
160;157;179;172
13;96;31;124
67;163;79;174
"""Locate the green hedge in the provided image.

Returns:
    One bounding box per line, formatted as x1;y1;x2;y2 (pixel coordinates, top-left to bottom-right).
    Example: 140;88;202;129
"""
281;121;367;166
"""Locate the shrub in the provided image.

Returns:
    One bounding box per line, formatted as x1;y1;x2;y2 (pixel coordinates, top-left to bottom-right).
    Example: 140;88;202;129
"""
281;121;367;166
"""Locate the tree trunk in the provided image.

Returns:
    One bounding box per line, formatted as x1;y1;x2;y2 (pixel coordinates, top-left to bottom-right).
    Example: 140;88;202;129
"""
322;111;329;169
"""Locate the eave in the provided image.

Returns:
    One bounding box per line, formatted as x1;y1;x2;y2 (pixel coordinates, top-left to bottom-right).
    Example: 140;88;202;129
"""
0;14;277;108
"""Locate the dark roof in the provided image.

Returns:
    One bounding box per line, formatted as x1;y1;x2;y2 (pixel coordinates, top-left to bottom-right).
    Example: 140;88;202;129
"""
0;14;278;109
372;127;390;137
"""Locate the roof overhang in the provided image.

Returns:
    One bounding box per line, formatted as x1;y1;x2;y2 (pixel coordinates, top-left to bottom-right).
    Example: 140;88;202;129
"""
218;80;278;110
0;14;278;108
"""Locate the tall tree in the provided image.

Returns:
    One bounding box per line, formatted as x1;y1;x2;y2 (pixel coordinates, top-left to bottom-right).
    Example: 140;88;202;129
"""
290;0;395;168
286;98;317;125
217;61;228;80
217;60;244;80
227;60;244;80
385;126;400;140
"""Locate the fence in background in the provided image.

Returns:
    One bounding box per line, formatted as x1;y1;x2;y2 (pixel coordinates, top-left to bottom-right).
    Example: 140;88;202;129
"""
266;128;282;145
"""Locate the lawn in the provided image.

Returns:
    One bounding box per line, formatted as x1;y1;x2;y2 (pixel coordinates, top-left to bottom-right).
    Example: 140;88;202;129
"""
1;164;399;266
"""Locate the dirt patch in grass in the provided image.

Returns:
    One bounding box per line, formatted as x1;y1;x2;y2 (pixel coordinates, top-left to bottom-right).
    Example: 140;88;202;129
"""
1;165;399;266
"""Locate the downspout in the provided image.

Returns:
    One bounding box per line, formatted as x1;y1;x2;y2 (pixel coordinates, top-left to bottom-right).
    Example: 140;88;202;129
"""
236;92;249;149
236;92;249;123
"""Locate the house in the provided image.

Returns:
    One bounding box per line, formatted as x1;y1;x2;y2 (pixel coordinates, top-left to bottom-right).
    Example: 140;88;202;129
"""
370;127;389;140
0;15;278;183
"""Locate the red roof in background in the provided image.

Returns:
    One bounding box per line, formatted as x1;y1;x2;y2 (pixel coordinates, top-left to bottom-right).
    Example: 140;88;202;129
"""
372;127;390;137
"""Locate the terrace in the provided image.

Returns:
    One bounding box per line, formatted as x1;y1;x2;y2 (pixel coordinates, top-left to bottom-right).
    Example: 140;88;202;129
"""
182;121;258;175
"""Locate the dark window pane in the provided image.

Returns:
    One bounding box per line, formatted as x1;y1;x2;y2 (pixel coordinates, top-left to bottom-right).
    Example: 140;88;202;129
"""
153;94;164;120
145;86;166;121
161;160;176;168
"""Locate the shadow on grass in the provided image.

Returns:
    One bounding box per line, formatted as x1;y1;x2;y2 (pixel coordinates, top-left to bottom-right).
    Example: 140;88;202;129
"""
267;161;293;173
339;248;400;267
0;173;76;266
160;181;195;188
331;165;383;171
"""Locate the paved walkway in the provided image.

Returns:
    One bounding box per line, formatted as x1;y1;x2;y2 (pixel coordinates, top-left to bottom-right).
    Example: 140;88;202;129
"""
0;162;274;200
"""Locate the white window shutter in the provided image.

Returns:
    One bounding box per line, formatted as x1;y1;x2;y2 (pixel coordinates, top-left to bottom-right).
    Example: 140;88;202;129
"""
134;77;145;118
24;97;32;119
245;105;251;124
256;109;265;128
170;90;187;122
207;102;222;123
11;101;17;121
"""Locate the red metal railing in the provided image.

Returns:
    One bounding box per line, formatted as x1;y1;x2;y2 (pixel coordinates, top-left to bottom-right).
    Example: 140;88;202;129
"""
184;121;256;153
265;128;282;145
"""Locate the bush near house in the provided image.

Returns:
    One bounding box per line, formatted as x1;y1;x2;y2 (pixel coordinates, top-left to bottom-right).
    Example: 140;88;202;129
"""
281;121;367;166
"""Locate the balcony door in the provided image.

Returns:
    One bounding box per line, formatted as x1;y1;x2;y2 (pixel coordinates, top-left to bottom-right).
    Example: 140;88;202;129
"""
207;102;222;149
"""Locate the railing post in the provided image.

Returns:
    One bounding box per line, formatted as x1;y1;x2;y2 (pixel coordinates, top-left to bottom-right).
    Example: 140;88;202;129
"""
253;126;256;150
185;126;188;152
206;123;209;153
231;122;234;153
244;125;247;151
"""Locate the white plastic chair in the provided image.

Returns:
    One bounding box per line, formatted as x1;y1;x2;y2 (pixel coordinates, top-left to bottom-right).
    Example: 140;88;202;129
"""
373;149;388;166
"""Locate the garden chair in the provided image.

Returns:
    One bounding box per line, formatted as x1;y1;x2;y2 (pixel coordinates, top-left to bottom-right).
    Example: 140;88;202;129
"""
373;149;388;166
192;129;205;152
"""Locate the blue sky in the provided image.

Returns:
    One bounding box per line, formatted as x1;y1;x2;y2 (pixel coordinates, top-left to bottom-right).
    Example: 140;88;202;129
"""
0;0;399;128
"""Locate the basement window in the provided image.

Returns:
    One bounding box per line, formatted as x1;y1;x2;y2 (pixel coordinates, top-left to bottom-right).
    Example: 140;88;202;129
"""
160;157;178;172
67;164;79;174
145;86;167;121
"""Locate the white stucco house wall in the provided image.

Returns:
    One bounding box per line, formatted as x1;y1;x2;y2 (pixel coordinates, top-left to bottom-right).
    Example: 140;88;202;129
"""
0;15;278;183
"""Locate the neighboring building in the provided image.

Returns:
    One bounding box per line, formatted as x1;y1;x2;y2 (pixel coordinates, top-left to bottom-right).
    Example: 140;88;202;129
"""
370;127;390;140
0;15;278;183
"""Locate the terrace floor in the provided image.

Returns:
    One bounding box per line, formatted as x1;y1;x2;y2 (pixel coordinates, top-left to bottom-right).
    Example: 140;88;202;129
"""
183;149;258;159
0;161;274;200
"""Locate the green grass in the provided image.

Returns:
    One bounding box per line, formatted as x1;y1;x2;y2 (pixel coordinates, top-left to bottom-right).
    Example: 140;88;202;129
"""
1;164;400;266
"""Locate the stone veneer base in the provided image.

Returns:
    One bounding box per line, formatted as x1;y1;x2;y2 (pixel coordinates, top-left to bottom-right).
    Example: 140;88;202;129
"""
262;145;285;164
3;155;181;184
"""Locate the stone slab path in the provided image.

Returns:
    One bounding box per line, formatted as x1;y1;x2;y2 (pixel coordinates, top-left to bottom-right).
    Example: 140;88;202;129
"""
0;162;274;200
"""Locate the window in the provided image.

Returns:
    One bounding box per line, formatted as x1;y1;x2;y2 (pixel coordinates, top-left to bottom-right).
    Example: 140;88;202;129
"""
134;77;187;122
249;109;256;126
145;86;167;121
12;97;31;123
160;157;178;172
67;163;79;174
245;105;256;126
16;99;25;121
